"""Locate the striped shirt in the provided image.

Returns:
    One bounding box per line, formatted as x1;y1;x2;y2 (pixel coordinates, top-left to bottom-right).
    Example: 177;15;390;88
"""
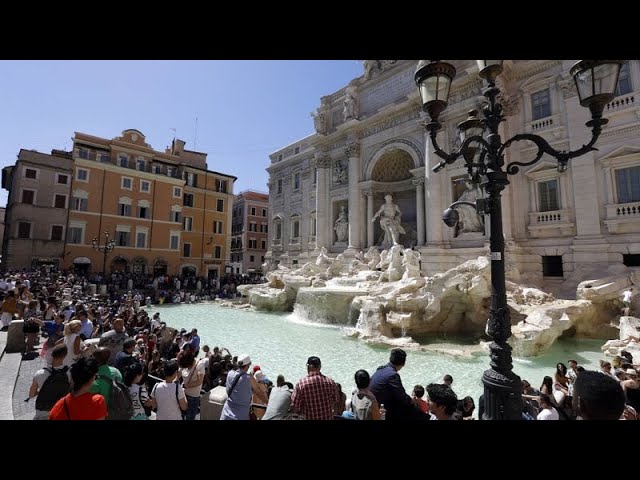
291;371;338;420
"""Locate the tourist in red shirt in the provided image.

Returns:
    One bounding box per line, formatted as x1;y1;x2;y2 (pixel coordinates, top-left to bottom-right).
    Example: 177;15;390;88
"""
49;357;107;420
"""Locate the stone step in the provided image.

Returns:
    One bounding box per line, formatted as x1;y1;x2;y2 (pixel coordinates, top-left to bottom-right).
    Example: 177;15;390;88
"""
0;350;21;420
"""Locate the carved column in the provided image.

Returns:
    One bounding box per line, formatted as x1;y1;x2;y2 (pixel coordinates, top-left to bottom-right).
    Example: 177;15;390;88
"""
314;154;332;250
365;190;374;247
413;178;425;246
345;143;361;249
423;119;444;245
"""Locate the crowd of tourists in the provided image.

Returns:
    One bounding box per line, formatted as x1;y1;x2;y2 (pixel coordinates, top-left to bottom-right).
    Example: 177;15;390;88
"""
1;267;638;420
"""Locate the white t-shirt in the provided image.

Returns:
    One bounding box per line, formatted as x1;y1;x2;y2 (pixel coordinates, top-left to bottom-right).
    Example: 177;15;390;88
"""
151;381;186;420
181;360;206;397
537;407;559;420
128;384;150;419
623;290;633;303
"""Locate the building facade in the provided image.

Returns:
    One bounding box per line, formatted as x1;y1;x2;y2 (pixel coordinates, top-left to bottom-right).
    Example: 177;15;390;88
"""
1;149;73;270
230;190;269;274
66;130;236;278
266;60;640;288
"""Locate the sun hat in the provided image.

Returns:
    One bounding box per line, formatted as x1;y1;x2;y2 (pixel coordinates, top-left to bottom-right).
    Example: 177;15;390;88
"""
237;354;251;367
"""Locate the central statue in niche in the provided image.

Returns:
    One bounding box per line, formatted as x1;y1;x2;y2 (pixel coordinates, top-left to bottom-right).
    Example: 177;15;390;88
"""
372;194;405;249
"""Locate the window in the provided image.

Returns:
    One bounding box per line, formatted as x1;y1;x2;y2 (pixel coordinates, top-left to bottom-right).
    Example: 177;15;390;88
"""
173;186;182;198
292;220;300;238
294;147;300;154
183;217;193;232
294;173;300;190
24;168;37;179
171;210;181;223
278;154;283;161
140;180;151;193
213;221;223;234
250;255;255;262
292;260;298;265
615;62;632;96
118;203;131;216
538;179;559;212
121;177;133;190
616;166;640;204
623;254;640;267
98;153;111;163
51;225;63;241
118;154;129;168
542;256;563;277
262;208;267;217
116;231;130;247
170;233;180;250
251;207;256;216
249;222;256;232
18;222;31;239
76;168;89;182
78;148;89;160
56;173;69;185
167;167;177;178
154;165;162;174
183;243;192;257
67;227;83;244
216;179;227;193
72;197;88;211
183;193;194;207
249;239;257;248
261;240;266;249
136;158;146;171
277;179;283;194
185;172;197;187
54;194;67;209
136;232;147;248
276;223;282;240
217;199;224;212
138;206;149;219
311;217;317;236
531;89;551;120
21;189;35;205
214;246;221;258
261;256;265;263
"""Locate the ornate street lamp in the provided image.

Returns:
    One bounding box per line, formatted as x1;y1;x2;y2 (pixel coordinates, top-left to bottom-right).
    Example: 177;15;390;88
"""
416;59;624;420
92;231;116;275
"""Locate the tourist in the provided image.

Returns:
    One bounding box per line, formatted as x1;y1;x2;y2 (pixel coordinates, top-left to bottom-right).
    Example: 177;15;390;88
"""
262;381;294;420
28;344;70;420
252;370;270;419
77;309;93;340
49;357;107;420
622;287;633;315
290;356;338;420
90;347;122;404
114;338;137;375
178;350;206;420
123;362;151;420
599;360;617;380
370;348;429;421
22;299;42;354
426;383;458;420
150;359;187;420
98;317;129;365
536;394;559;420
621;368;640;413
335;383;347;416
61;320;85;367
412;385;428;414
456;396;475;420
349;369;381;420
553;362;571;405
221;354;267;420
573;370;625;420
443;374;453;387
0;290;18;330
40;313;65;365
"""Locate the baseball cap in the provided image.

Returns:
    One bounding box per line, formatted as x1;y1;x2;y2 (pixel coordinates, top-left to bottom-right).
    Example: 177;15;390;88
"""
253;365;261;373
237;354;251;367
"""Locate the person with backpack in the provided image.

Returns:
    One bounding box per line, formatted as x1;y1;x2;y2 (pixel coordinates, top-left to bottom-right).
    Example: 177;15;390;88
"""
350;369;382;420
28;344;70;420
150;359;188;420
49;357;107;420
89;345;133;420
89;347;122;405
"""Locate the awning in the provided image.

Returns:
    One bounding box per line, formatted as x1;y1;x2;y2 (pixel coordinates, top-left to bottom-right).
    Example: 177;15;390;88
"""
73;257;91;265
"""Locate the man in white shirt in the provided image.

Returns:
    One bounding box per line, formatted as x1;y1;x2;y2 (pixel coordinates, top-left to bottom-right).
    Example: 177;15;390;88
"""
536;394;559;420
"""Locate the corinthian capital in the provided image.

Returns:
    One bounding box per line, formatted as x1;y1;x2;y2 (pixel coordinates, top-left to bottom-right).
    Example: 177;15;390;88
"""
314;154;332;169
412;177;425;187
344;142;361;158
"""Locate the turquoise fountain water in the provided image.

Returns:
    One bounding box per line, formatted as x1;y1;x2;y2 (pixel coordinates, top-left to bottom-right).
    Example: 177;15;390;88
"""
156;302;606;403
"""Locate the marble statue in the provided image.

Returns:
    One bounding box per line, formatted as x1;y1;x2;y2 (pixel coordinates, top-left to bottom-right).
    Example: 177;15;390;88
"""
334;206;349;243
343;86;358;121
372;194;406;249
363;60;378;79
365;246;381;270
334;160;348;184
455;180;484;237
311;107;327;135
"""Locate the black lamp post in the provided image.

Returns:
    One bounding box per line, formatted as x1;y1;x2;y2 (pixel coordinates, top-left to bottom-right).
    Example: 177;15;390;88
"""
415;59;624;420
92;231;116;275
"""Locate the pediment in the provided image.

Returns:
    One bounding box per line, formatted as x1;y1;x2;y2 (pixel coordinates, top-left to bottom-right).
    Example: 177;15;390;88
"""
599;145;640;164
524;160;560;178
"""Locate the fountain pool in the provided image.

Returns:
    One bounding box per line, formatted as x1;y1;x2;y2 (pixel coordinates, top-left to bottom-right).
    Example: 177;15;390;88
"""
156;302;606;404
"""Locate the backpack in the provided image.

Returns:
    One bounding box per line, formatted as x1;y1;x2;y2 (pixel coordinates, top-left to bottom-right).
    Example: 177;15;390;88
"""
351;392;373;420
36;367;70;411
97;373;134;420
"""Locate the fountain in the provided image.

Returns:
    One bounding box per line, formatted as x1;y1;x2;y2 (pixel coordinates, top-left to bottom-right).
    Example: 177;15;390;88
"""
237;247;639;357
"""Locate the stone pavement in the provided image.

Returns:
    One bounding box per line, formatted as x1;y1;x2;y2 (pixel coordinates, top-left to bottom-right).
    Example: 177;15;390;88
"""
0;330;23;420
12;348;45;420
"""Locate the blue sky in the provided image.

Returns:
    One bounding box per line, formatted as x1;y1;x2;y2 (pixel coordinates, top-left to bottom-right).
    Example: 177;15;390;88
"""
0;60;364;204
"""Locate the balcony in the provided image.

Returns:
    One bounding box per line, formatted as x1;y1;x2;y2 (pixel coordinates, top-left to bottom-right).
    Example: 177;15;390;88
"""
605;94;635;114
604;202;640;234
527;209;575;237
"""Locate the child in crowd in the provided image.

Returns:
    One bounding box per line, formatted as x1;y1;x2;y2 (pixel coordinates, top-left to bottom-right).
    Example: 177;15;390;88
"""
412;384;428;413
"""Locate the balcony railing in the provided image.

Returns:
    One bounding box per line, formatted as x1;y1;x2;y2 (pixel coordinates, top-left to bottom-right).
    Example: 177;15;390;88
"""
527;209;574;237
605;94;635;113
604;202;640;234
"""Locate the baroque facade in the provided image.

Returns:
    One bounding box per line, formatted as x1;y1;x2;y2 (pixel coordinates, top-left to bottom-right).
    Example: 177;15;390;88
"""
266;60;640;286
